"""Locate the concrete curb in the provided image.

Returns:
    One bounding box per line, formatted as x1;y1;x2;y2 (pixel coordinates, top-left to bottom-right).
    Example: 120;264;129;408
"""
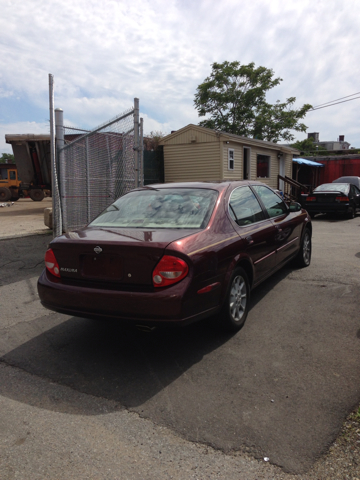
0;230;53;241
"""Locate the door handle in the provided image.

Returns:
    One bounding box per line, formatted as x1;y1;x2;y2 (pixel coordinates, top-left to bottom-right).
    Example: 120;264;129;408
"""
246;235;254;245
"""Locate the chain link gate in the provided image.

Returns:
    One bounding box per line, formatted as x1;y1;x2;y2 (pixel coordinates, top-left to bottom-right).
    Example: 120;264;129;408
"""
56;100;142;233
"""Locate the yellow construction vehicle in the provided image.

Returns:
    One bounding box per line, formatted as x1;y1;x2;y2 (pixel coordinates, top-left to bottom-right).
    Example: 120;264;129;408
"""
0;163;48;201
0;163;21;201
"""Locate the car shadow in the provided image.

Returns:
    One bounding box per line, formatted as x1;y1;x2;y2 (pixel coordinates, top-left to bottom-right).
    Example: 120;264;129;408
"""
312;213;354;222
0;265;294;416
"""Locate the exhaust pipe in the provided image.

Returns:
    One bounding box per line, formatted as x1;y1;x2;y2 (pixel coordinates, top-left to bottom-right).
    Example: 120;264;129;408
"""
136;325;157;333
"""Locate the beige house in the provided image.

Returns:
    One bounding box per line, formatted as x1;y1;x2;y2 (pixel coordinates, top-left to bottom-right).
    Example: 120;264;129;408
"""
159;124;299;191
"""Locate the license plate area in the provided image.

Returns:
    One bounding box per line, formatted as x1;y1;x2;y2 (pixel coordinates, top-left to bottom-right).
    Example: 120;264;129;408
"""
81;254;122;281
318;195;335;203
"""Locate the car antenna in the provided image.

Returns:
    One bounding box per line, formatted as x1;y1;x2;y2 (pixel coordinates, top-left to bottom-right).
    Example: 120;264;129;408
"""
141;185;160;191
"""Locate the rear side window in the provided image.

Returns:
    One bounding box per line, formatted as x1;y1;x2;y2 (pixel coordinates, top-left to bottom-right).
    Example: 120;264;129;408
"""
314;183;349;194
253;185;288;218
229;186;265;226
90;188;218;229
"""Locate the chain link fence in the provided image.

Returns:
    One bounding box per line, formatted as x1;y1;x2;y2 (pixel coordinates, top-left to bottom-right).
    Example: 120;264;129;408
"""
57;105;140;233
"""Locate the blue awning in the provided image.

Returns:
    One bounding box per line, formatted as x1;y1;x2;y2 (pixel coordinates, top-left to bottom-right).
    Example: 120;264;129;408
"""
293;158;324;167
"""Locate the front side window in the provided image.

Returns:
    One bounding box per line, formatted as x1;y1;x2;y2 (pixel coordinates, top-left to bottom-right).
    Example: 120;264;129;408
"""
257;154;270;178
253;185;287;218
90;188;218;229
9;171;16;180
229;186;265;226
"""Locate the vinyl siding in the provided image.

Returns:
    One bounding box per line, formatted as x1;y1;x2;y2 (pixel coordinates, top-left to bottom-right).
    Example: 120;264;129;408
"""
164;129;217;145
164;143;221;182
284;153;292;179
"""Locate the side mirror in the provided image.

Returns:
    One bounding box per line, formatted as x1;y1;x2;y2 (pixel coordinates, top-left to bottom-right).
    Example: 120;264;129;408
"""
289;202;302;212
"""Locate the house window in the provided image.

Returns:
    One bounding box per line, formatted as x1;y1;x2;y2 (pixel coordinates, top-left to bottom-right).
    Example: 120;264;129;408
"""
257;154;270;178
228;149;234;170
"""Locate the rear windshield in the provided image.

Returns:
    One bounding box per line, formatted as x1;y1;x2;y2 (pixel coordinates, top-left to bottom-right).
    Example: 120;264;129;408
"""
90;188;218;229
314;183;349;194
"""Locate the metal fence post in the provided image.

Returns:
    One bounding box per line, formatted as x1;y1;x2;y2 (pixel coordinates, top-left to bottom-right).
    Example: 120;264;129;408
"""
86;137;91;223
134;98;139;188
140;117;144;186
55;108;65;230
49;74;62;237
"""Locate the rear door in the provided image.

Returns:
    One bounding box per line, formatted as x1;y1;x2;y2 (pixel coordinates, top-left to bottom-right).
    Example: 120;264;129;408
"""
228;185;277;284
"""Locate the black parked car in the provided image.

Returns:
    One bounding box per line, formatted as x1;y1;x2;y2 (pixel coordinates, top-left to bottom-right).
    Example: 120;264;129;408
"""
304;183;360;218
333;176;360;189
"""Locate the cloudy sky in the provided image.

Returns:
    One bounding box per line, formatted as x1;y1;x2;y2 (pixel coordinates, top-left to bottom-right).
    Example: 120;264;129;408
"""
1;0;360;154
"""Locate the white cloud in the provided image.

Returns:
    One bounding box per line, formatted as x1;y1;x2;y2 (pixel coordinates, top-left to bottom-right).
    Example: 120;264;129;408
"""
0;0;360;151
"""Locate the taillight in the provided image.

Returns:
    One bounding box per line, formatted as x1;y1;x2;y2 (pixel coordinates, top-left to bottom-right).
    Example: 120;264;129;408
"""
306;196;316;202
335;196;349;202
152;255;189;287
45;248;61;278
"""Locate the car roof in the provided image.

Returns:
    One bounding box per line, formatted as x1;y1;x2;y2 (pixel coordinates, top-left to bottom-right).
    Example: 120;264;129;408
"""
333;176;360;188
139;180;270;192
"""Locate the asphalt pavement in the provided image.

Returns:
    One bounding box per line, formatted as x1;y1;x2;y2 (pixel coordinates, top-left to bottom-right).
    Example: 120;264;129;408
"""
0;210;359;478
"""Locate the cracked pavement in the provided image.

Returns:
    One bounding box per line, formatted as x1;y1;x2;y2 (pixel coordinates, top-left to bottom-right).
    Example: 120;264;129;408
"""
0;209;359;478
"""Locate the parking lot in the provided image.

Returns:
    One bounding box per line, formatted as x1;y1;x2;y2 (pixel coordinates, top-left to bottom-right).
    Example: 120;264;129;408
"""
0;205;359;479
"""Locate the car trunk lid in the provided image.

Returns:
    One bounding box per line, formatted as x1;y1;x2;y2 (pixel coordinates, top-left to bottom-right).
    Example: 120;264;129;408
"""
308;191;345;204
50;227;197;286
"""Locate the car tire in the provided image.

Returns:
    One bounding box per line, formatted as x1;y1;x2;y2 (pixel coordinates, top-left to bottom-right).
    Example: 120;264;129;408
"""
29;189;45;201
295;228;311;268
0;187;12;202
348;206;356;219
220;267;250;332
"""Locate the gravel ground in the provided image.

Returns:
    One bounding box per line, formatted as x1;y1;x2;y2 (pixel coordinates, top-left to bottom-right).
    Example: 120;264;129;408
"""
286;408;360;480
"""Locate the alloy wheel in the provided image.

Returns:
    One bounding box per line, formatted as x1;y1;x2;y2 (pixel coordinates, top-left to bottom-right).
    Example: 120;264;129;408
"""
302;232;311;265
229;275;247;323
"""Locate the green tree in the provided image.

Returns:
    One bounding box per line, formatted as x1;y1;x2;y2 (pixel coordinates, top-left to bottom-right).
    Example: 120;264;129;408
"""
194;61;312;143
290;137;327;153
0;153;15;164
144;131;165;151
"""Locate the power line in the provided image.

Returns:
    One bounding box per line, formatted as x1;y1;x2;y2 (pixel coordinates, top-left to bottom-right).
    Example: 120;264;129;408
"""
311;91;360;109
310;95;360;111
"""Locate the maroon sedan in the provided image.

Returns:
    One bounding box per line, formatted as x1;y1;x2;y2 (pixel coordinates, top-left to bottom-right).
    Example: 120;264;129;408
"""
38;181;312;331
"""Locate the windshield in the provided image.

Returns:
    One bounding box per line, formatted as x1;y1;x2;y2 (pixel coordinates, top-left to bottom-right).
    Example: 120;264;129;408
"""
314;183;349;194
89;188;219;229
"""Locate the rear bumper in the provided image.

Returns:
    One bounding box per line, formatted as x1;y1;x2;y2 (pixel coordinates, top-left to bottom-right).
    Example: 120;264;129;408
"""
304;204;351;215
37;269;220;326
